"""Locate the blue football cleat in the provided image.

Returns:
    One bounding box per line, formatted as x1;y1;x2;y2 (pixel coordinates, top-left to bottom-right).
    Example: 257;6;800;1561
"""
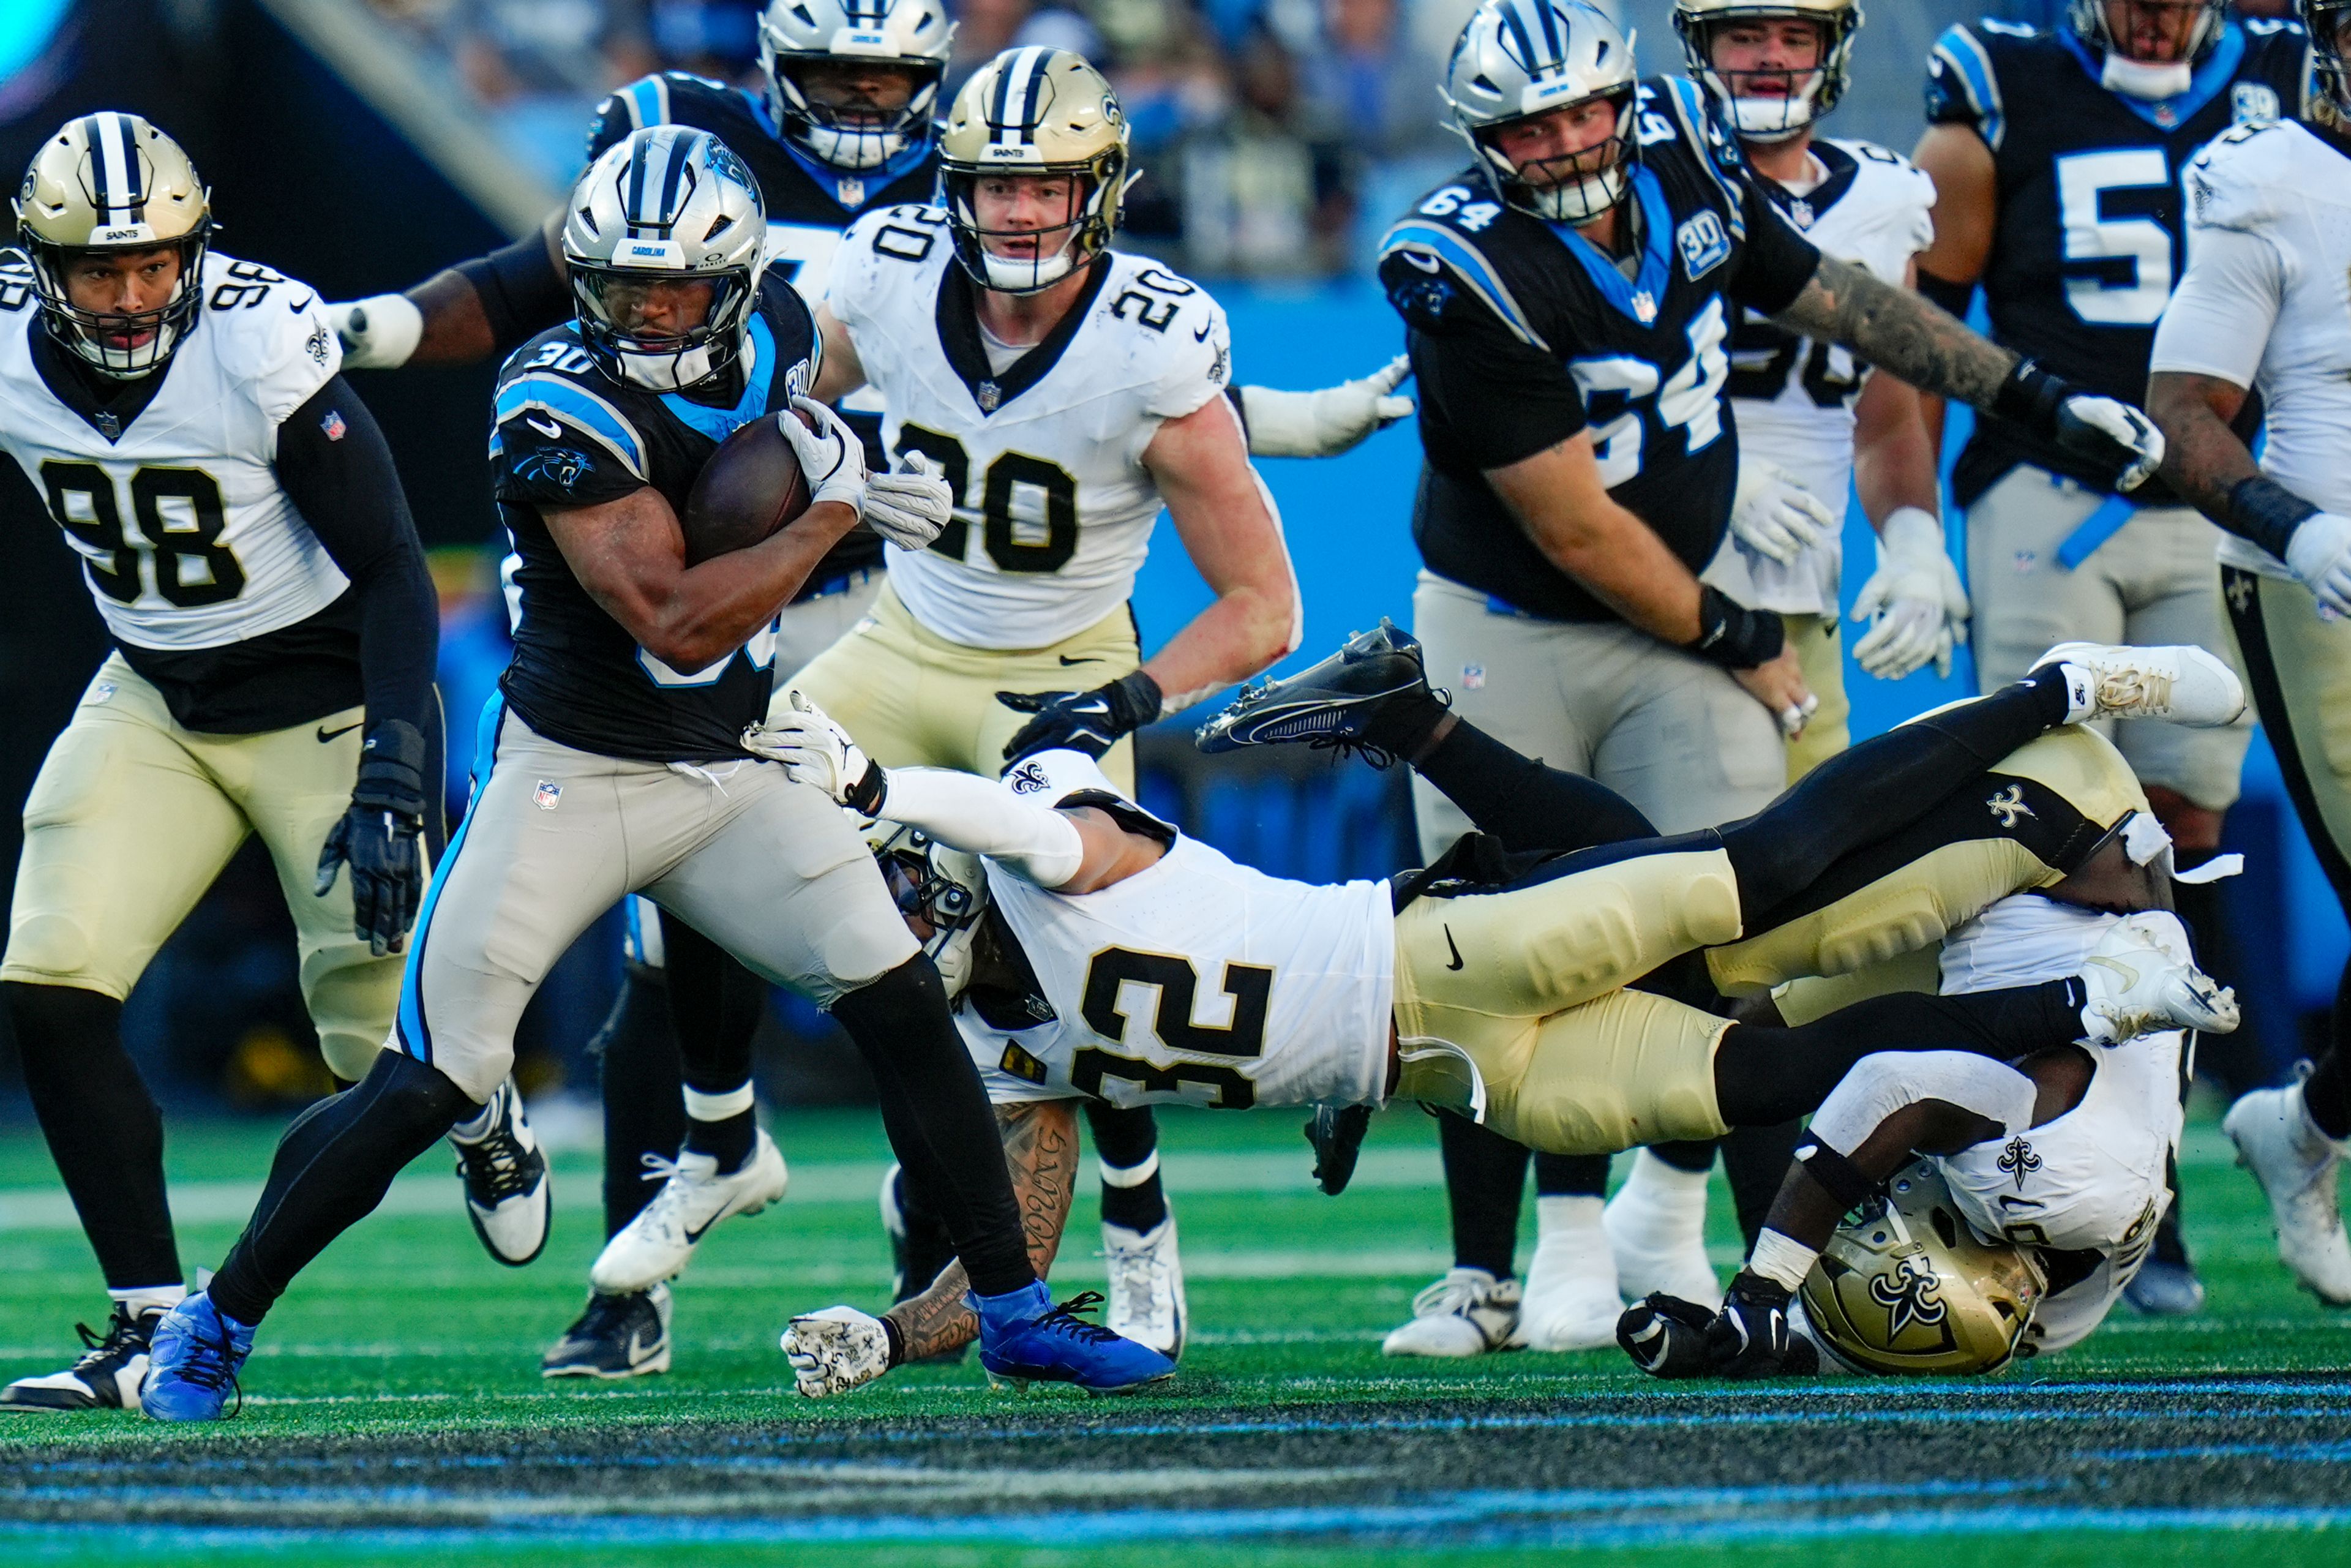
970;1281;1176;1393
139;1292;255;1422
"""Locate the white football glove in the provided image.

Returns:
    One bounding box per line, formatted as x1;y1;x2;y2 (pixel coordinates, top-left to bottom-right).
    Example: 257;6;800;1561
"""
773;394;872;518
861;449;955;550
327;293;424;370
1730;460;1836;566
2285;510;2351;621
2053;393;2165;493
743;691;886;814
1850;506;1971;680
1238;355;1414;458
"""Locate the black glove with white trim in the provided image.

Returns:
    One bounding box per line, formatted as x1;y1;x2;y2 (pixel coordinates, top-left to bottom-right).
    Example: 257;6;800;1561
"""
997;671;1163;763
1993;359;2165;493
315;719;428;958
1705;1272;1820;1380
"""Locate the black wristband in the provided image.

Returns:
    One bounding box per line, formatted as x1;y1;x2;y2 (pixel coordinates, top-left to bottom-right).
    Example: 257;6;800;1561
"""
1110;669;1164;730
1915;268;1975;320
879;1313;907;1368
1691;585;1785;669
1792;1135;1880;1212
1990;357;2069;435
351;719;428;821
2225;475;2321;560
844;758;888;819
1726;1269;1793;1309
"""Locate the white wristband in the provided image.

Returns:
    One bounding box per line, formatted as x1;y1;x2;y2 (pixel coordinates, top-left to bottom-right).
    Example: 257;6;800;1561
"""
333;293;424;370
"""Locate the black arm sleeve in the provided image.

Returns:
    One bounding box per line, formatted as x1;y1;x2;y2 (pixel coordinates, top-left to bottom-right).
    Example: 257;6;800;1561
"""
1728;174;1823;316
274;377;438;746
456;230;572;358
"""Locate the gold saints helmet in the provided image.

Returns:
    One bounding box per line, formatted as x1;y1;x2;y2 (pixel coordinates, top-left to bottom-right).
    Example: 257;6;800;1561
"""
1673;0;1864;143
939;47;1129;294
13;112;214;377
1798;1161;2049;1376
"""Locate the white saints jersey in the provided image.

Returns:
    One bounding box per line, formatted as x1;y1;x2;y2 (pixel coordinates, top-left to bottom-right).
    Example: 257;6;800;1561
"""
961;751;1393;1111
2159;118;2351;580
1935;894;2179;1357
827;209;1236;648
1705;140;1936;614
0;249;350;650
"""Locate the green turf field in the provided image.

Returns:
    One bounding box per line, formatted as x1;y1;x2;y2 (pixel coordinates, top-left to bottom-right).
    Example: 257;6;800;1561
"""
0;1099;2343;1563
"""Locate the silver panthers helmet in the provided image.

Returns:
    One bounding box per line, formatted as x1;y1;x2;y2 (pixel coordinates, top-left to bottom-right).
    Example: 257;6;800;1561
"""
562;127;768;392
2068;0;2226;66
1443;0;1643;222
867;821;988;996
758;0;955;172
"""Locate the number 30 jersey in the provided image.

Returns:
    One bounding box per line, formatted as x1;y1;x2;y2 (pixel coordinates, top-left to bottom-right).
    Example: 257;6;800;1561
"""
958;751;1395;1112
0;249;351;656
825;208;1235;650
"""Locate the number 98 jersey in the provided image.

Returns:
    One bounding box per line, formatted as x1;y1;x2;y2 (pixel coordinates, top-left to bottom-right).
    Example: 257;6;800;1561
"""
0;248;351;653
825;206;1234;650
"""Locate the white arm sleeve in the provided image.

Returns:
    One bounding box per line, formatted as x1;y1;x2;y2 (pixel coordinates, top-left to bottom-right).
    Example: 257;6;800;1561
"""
2148;222;2284;387
1806;1050;2039;1158
878;768;1085;888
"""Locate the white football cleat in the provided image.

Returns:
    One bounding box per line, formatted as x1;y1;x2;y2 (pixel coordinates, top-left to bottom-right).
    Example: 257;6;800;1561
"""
2224;1076;2351;1307
1103;1217;1187;1358
1604;1151;1723;1311
588;1129;788;1293
1517;1197;1624;1351
1380;1267;1521;1357
782;1305;894;1398
2076;912;2239;1045
2034;642;2246;727
450;1078;552;1266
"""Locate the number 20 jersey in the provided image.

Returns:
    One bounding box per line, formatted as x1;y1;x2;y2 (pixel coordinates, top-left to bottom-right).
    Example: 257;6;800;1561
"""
0;249;351;655
825;208;1235;650
1924;14;2309;505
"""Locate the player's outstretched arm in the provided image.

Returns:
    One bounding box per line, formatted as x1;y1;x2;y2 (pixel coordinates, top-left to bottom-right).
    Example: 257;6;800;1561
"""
1907;122;1998;456
1232;355;1415;459
884;1100;1079;1364
330;209;570;369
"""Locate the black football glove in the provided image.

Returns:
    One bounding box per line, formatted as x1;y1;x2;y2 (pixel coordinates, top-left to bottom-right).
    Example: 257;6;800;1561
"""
997;671;1163;764
1705;1272;1820;1381
1992;358;2164;493
1306;1103;1373;1196
315;718;429;958
1617;1292;1719;1379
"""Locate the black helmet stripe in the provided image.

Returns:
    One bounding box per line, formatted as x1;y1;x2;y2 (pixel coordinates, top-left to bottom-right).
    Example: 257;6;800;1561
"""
1530;0;1563;64
624;128;697;231
991;45;1054;144
80;112;146;227
1498;1;1540;74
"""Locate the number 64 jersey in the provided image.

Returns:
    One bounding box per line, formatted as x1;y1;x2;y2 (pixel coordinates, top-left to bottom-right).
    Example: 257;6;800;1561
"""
825;206;1235;650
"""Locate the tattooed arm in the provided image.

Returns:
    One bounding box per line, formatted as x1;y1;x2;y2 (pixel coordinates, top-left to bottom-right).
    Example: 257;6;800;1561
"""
885;1098;1081;1362
1769;257;2014;409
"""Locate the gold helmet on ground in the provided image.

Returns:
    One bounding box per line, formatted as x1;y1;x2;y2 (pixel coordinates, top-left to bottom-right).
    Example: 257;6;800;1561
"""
865;820;988;996
938;46;1128;294
13;112;213;377
1798;1160;2048;1376
1673;0;1864;142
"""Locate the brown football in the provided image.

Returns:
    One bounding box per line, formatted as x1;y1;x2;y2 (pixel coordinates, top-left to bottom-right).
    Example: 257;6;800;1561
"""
681;409;816;566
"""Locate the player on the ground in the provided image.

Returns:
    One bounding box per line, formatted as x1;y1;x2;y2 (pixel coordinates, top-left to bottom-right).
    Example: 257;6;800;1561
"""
758;46;1304;1361
762;636;2240;1394
1367;0;2169;1359
133;127;1173;1421
1621;898;2210;1379
1913;0;2312;1311
0;114;445;1413
2143;0;2351;1307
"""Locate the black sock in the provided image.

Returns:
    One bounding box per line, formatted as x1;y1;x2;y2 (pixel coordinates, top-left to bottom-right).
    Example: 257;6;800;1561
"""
830;957;1033;1299
1085;1102;1168;1231
1439;1110;1531;1277
1360;688;1454;761
210;1051;476;1326
1532;1151;1608;1197
1712;981;2085;1128
590;962;686;1239
2152;1149;2193;1269
2306;956;2351;1141
661;911;767;1108
1409;717;1657;853
4;982;180;1293
1720;1119;1805;1252
1650;1139;1717;1176
684;1109;756;1172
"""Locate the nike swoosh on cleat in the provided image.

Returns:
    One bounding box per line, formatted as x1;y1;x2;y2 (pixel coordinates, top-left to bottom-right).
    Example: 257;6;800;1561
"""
682;1215;722;1244
317;721;362;743
1443;925;1464;972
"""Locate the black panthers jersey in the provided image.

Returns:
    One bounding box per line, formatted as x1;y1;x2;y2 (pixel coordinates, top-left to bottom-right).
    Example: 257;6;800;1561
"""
1925;15;2310;505
490;274;819;763
587;71;939;577
1378;77;1821;624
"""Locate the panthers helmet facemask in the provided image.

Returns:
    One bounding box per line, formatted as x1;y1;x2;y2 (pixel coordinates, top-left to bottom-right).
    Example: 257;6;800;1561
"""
13;113;213;379
1674;0;1862;143
1798;1161;2050;1376
1443;0;1643;224
2068;0;2226;100
939;47;1130;294
563;127;768;393
2306;1;2351;119
757;0;954;173
868;822;989;996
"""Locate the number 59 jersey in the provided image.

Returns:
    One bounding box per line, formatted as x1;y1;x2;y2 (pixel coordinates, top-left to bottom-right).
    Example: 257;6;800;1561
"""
825;207;1235;650
956;753;1395;1112
0;249;351;653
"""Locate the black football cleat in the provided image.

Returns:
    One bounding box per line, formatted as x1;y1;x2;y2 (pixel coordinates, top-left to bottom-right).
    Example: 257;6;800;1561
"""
1706;1275;1821;1380
542;1285;671;1379
451;1077;552;1267
0;1303;161;1412
1307;1104;1373;1196
1617;1292;1718;1379
1194;620;1440;762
